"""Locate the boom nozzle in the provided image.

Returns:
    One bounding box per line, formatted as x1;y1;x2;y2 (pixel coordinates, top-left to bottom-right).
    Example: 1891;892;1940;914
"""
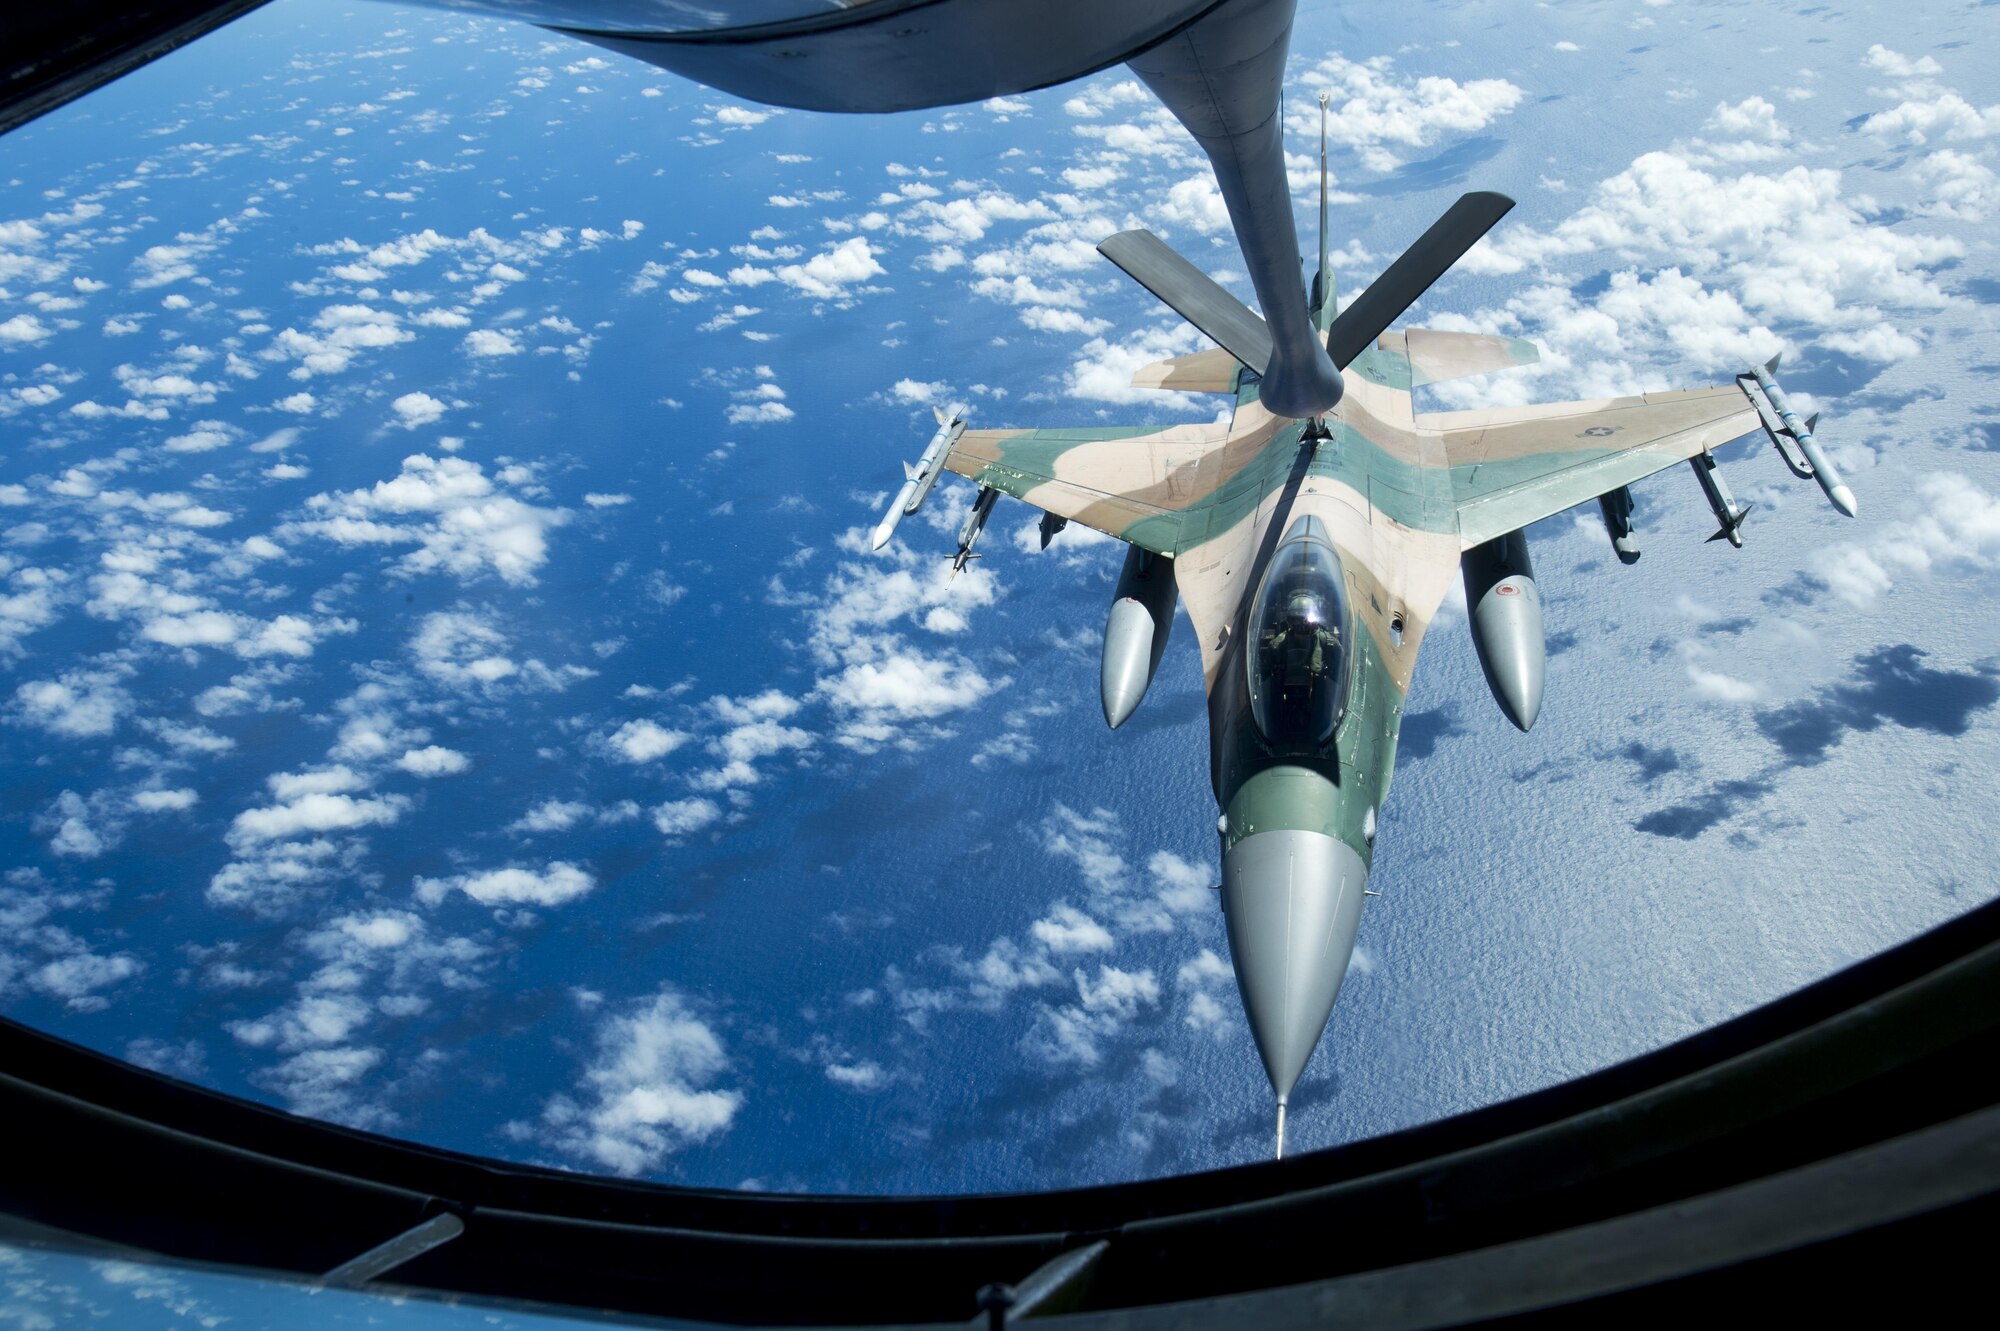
1275;1098;1287;1161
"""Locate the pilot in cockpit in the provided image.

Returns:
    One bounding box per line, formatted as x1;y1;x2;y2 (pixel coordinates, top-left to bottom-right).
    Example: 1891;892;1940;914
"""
1264;588;1341;686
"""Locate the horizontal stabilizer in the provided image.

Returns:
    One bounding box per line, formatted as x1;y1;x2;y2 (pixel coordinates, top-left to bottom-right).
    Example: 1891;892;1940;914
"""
1129;346;1242;394
1402;329;1541;387
1097;229;1272;374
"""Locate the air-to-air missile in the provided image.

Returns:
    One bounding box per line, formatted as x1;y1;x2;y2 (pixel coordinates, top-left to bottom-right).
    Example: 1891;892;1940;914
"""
1461;529;1545;732
1740;355;1857;519
1689;447;1752;548
950;485;999;576
1100;547;1178;729
870;403;969;552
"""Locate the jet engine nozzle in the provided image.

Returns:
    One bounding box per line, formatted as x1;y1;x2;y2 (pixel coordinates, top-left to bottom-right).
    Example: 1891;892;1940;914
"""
1220;828;1368;1103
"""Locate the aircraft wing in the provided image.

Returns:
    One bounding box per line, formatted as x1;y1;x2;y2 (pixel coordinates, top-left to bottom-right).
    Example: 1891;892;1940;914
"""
1426;386;1758;549
943;422;1233;557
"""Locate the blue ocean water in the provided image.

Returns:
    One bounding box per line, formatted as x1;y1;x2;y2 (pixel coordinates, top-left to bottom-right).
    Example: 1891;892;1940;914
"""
0;0;1996;1198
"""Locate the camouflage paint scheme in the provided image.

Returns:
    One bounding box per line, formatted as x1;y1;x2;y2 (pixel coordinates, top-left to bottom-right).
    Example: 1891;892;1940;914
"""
935;298;1758;1116
944;327;1758;871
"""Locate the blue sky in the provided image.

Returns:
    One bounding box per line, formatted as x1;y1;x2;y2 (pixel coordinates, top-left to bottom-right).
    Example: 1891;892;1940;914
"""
0;0;1996;1195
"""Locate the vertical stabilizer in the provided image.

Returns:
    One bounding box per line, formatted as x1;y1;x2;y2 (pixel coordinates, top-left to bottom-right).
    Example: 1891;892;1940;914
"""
1126;0;1342;420
1313;90;1335;334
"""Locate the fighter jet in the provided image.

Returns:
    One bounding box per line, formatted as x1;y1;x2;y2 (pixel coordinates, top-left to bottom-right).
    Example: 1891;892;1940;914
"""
873;99;1856;1157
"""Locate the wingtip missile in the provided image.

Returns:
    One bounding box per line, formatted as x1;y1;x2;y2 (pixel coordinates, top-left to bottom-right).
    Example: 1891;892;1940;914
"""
872;401;970;550
1745;363;1853;518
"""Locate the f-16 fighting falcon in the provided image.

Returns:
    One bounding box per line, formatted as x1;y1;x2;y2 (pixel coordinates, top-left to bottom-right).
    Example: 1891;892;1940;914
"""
873;102;1857;1157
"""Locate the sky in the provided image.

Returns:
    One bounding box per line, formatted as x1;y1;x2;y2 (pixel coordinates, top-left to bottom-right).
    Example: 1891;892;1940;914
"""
0;0;1996;1197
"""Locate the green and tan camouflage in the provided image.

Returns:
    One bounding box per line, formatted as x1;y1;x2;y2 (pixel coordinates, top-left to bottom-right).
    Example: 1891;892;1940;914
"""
852;91;1805;1152
933;304;1759;1131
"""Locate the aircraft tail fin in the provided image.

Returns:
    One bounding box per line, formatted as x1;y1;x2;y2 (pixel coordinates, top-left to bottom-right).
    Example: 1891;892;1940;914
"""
1312;91;1335;335
1098;228;1272;373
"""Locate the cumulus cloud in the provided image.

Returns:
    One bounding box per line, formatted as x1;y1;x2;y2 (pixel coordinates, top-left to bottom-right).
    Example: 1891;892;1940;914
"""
229;770;409;847
296;454;569;586
1814;474;2000;607
397;744;469;776
511;798;590;834
653;798;722;837
31;951;143;1013
609;719;687;762
416;861;596;907
268;303;411;377
1300;52;1525;173
774;237;884;299
464;328;522;357
14;667;130;738
538;989;743;1176
1030;904;1115;955
0;314;53;344
392;391;446;428
1021;965;1161;1067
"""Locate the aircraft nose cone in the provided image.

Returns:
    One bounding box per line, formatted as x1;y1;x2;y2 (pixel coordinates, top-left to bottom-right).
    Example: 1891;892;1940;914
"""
1220;829;1368;1102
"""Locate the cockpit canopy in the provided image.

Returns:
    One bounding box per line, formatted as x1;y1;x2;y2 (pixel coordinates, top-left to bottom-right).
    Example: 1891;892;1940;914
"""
1246;517;1353;751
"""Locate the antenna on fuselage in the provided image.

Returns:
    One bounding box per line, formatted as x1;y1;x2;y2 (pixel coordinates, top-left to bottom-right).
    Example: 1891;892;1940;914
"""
1313;90;1333;335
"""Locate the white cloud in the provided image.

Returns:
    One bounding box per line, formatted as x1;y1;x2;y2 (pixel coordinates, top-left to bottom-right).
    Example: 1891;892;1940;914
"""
269;304;411;377
391;391;445;428
1302;52;1525;172
609;719;687;762
297;454;569;586
0;314;53;344
464;328;522;357
397;745;469;776
1030;904;1114;955
653;798;721;837
1021;965;1161;1067
230;787;408;847
32;951;143;1012
162;422;236;453
1814;474;2000;607
416;861;596;907
539;989;742;1176
14;667;130;738
1157;174;1233;234
132;241;208;288
511;798;590;833
773;237;884;299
